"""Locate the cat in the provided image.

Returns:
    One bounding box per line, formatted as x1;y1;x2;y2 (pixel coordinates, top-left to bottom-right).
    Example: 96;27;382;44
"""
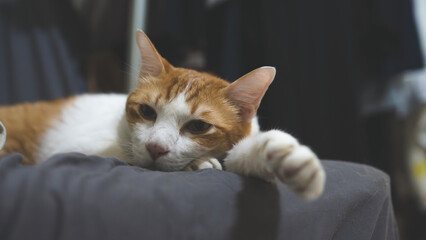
0;30;325;200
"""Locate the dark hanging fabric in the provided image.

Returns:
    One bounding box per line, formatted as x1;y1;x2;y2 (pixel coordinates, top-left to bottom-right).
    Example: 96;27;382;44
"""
73;0;130;93
256;0;364;162
146;0;207;68
0;0;132;103
355;0;424;79
204;0;423;163
205;1;244;81
0;0;89;105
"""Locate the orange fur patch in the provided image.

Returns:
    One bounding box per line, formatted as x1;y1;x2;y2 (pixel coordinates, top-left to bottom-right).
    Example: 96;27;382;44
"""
0;98;73;164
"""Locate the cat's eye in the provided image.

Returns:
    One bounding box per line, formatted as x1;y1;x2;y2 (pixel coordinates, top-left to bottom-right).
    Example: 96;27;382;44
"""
184;120;212;134
139;104;157;121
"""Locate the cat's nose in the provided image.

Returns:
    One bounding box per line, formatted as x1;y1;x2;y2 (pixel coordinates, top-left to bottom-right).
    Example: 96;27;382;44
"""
146;143;169;160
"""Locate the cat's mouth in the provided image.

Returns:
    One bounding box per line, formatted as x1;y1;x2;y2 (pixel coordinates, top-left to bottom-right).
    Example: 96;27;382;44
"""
130;146;196;171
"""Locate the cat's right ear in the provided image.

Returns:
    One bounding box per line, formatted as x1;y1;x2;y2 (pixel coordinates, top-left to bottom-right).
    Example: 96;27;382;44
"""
226;67;276;122
136;29;165;77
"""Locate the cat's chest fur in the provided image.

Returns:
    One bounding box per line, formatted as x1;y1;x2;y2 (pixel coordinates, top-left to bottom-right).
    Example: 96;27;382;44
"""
35;94;131;163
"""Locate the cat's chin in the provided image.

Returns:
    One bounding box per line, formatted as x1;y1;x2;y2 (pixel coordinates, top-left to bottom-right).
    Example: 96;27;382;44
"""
153;160;187;172
128;155;153;169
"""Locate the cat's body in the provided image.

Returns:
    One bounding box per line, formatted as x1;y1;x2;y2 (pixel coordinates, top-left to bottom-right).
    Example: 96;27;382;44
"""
0;30;325;200
0;93;259;166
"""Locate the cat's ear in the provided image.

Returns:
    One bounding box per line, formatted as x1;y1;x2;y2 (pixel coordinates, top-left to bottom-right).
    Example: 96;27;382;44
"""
136;29;166;76
226;67;276;122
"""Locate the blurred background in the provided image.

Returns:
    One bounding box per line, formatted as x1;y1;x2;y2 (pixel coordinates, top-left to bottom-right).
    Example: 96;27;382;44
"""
0;0;425;239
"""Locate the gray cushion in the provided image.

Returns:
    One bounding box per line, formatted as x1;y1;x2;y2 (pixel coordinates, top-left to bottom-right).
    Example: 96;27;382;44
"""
0;153;399;240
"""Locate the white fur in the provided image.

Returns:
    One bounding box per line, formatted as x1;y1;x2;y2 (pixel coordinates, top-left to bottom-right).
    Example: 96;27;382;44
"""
250;116;260;135
35;94;131;163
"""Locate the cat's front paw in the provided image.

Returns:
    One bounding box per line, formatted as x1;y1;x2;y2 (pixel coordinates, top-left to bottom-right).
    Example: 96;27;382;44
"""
261;131;325;200
184;158;222;171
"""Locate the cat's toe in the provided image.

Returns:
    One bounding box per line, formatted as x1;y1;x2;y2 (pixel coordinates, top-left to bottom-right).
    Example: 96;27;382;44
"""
294;166;325;200
274;146;325;200
208;158;223;170
260;130;299;169
198;158;222;170
184;158;222;171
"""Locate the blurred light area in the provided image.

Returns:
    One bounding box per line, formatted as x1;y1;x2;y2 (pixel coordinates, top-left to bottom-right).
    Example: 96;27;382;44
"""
404;0;426;105
360;0;426;117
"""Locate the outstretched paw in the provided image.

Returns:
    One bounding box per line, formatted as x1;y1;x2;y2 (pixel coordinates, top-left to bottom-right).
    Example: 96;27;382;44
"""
261;131;325;200
184;158;222;171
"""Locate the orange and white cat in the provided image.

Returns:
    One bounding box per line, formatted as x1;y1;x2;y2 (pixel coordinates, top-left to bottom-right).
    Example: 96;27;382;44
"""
0;30;325;200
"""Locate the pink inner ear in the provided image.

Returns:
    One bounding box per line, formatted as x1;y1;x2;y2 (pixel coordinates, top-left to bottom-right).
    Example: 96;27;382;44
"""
136;30;164;76
226;67;276;121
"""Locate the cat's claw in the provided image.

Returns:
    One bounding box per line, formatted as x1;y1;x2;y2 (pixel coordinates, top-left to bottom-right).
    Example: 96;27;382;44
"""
261;131;326;200
184;158;222;171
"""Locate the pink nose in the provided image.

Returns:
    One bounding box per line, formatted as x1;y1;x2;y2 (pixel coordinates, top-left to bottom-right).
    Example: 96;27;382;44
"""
146;143;169;160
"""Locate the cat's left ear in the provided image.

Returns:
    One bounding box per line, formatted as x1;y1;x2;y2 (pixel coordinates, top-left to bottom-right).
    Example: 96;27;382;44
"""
226;67;276;122
136;29;166;77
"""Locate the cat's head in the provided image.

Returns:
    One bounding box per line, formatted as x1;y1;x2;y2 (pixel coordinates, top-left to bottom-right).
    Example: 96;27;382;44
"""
125;30;275;171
